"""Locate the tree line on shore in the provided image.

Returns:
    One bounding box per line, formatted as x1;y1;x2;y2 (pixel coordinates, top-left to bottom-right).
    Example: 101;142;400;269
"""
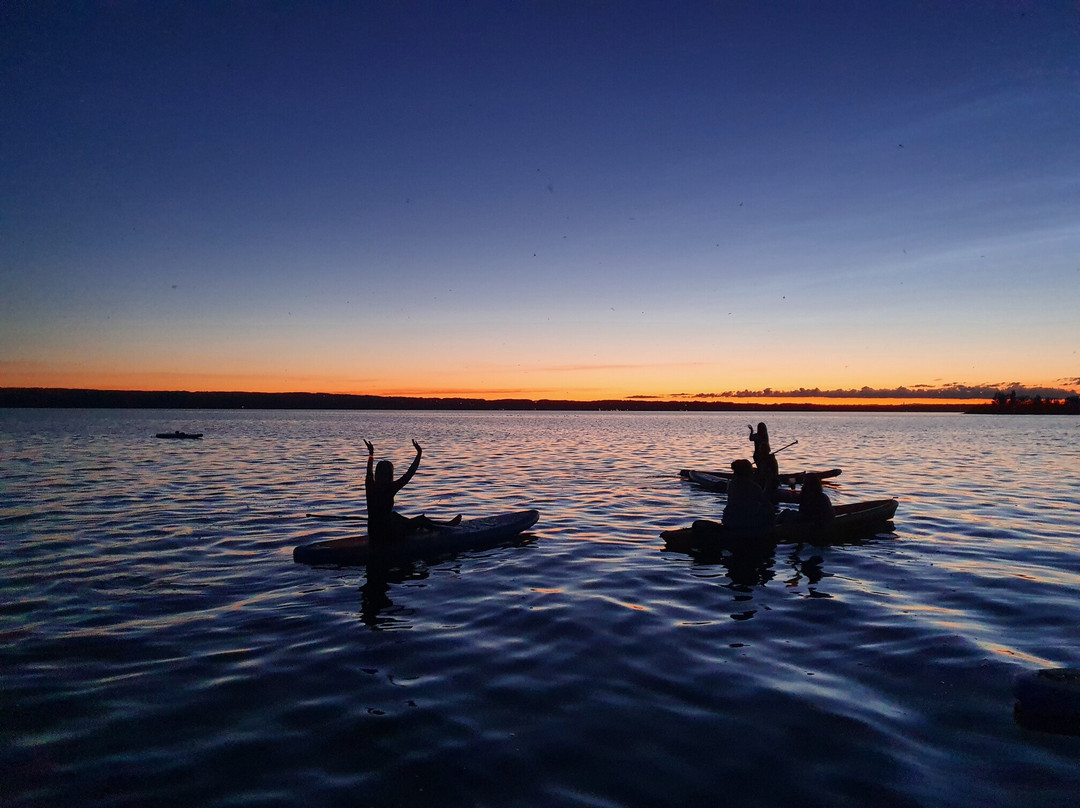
0;387;1070;413
965;390;1080;414
0;387;972;412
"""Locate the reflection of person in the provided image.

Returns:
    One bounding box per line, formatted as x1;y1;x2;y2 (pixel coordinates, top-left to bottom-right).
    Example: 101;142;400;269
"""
748;422;779;494
798;474;834;526
359;562;431;629
722;459;775;530
364;440;459;541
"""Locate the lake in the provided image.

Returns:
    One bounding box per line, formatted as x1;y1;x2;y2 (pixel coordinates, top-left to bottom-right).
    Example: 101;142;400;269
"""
2;409;1078;807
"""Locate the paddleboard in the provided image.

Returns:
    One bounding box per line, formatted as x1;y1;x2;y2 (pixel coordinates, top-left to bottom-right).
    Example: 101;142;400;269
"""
293;509;540;566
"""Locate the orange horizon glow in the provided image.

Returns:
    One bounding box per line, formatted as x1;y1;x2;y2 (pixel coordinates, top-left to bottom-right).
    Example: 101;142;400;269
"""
0;374;1040;409
2;361;1076;406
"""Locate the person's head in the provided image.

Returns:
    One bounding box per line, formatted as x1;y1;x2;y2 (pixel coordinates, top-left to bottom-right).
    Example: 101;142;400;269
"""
731;458;754;477
375;459;394;484
756;422;769;439
802;474;822;495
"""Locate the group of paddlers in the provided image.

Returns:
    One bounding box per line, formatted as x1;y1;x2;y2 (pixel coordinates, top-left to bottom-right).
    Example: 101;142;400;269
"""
365;421;834;543
722;422;834;531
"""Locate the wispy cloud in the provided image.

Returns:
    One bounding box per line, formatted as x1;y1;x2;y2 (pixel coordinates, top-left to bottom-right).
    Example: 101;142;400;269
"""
631;382;1080;400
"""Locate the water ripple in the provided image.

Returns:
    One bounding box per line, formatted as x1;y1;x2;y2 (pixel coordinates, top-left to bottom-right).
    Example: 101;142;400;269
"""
2;410;1079;807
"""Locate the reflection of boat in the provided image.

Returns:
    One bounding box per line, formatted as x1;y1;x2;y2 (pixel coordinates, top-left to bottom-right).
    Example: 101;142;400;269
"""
155;431;203;439
661;499;898;554
294;509;540;566
685;470;802;503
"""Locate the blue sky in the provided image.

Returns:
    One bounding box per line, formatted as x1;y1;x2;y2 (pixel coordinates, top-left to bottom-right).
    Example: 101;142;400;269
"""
2;1;1078;399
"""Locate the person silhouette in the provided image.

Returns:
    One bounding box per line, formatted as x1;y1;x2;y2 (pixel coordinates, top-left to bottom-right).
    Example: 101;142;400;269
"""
364;440;460;541
722;459;775;530
798;473;835;526
748;422;780;496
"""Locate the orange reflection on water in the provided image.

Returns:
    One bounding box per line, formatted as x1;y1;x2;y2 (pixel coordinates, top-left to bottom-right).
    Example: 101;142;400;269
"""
978;642;1056;667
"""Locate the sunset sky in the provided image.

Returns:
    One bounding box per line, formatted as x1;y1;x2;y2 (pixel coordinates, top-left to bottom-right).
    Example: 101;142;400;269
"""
2;2;1078;402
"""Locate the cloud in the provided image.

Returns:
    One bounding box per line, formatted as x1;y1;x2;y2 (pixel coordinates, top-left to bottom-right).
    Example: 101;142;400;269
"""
632;382;1080;400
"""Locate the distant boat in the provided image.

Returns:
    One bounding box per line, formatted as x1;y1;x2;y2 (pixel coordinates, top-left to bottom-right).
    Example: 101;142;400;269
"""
155;431;203;439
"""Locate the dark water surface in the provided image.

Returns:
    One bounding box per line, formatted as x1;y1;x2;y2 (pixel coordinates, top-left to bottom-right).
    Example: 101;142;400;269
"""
2;410;1078;807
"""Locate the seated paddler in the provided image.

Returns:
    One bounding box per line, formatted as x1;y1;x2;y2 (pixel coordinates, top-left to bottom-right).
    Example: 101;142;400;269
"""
797;473;835;526
364;439;460;541
722;458;776;530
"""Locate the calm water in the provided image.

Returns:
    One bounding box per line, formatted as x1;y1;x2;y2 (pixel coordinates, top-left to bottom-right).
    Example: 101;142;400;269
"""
2;409;1078;807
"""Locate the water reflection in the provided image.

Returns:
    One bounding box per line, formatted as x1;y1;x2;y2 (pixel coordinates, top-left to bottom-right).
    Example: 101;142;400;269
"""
676;543;836;618
6;410;1080;808
719;546;778;588
358;561;428;629
354;534;539;629
785;552;827;587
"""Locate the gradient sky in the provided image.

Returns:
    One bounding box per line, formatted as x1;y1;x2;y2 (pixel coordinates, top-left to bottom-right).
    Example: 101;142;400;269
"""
2;1;1078;401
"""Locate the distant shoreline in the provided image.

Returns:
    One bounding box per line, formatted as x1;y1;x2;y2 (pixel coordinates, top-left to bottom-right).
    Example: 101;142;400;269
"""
2;387;1074;413
0;386;987;412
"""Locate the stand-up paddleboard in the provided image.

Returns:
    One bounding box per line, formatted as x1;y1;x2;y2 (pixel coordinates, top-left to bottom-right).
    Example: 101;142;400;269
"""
293;509;540;566
679;467;841;483
686;471;802;503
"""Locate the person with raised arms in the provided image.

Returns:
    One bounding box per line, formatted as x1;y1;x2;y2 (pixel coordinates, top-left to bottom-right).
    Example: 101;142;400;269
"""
748;422;780;497
364;439;460;542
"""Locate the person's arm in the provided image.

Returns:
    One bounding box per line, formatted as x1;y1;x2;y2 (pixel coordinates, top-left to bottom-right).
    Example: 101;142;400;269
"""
364;440;374;484
394;439;422;492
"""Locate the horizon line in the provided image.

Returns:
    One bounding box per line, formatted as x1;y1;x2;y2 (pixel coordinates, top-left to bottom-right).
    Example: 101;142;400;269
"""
4;386;1076;412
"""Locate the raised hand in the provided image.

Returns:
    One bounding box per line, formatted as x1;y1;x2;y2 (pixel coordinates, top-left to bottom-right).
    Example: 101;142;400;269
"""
412;439;422;454
364;439;374;455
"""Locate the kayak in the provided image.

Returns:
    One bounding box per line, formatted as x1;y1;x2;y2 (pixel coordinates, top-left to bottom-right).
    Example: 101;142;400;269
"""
155;431;203;439
293;509;540;566
679;467;841;483
1013;668;1080;735
686;470;802;504
661;499;898;554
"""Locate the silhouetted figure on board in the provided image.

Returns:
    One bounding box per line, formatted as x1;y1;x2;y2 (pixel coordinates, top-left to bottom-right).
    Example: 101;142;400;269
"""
798;474;835;526
748;422;780;495
364;439;460;542
722;459;775;530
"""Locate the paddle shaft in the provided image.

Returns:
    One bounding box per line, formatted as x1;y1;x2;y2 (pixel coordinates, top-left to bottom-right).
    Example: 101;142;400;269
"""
771;439;798;456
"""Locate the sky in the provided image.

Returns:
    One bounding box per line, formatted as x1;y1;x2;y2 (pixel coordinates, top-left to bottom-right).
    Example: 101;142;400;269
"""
2;1;1078;402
